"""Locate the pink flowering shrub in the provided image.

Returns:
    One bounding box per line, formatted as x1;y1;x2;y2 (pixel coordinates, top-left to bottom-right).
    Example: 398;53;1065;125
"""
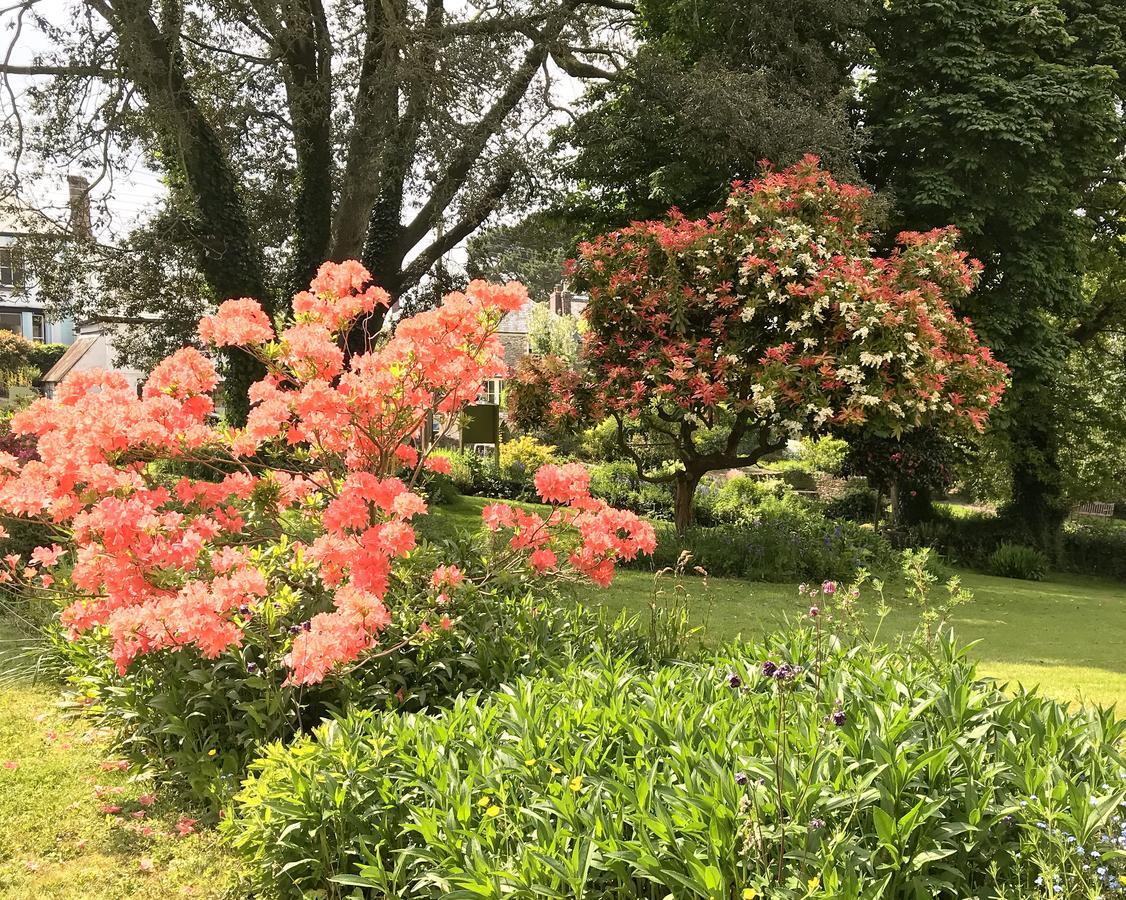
0;261;655;688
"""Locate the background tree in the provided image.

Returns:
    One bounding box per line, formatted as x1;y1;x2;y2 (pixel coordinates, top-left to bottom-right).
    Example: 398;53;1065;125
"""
844;429;969;528
864;0;1126;548
466;211;576;301
557;0;873;235
511;159;1009;533
0;0;633;416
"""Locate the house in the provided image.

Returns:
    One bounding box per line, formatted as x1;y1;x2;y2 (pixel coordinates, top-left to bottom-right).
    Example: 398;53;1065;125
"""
446;285;586;454
488;284;587;402
0;177;86;346
1;177;148;399
41;320;146;397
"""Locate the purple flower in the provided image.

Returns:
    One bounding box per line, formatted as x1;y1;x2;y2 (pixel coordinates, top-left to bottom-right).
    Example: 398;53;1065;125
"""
238;604;250;616
735;771;749;786
830;709;846;727
302;621;312;632
809;606;820;618
726;672;742;689
808;818;825;831
761;660;778;678
821;581;837;595
775;663;800;681
246;661;258;674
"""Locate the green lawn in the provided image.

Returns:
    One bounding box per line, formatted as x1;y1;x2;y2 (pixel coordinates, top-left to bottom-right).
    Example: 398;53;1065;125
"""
0;632;240;899
438;494;1126;708
581;568;1126;710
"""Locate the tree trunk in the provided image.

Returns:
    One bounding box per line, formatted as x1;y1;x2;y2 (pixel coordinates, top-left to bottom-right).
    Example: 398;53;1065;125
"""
106;0;272;424
673;472;701;537
1009;434;1066;559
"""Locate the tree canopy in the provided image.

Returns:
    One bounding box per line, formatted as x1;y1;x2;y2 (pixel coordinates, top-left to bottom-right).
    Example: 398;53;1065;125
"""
1;0;634;415
864;0;1126;544
556;0;872;235
511;159;1008;531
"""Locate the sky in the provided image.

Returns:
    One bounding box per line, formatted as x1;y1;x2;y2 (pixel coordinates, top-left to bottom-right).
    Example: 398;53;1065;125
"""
0;0;166;238
0;0;594;271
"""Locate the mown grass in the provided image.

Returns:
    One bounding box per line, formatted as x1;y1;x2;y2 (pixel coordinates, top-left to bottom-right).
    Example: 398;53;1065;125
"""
0;626;240;899
435;495;1126;709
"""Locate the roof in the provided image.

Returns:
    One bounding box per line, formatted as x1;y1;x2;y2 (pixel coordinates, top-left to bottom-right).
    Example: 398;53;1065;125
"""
42;336;96;384
497;298;537;335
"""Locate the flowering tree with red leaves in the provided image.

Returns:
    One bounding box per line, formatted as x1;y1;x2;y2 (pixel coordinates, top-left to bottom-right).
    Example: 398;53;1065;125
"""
0;262;655;686
515;157;1009;533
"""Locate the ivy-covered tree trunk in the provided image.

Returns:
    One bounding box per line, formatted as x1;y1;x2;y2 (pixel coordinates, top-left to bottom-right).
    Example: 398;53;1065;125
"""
109;0;274;424
1007;417;1067;559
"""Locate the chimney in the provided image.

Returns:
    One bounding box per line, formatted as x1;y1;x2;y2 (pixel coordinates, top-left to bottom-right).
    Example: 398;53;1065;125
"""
67;175;92;239
551;284;573;316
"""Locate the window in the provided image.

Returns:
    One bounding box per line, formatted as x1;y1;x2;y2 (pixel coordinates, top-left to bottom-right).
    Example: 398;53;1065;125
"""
0;312;22;335
31;314;44;342
477;378;501;405
0;248;25;287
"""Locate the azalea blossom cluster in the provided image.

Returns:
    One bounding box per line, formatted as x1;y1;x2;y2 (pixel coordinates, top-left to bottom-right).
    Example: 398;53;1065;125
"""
515;156;1008;443
481;462;657;588
0;261;654;685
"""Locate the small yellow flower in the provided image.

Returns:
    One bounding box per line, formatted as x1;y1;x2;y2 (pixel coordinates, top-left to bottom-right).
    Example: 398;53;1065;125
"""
207;749;217;757
549;764;562;775
807;875;821;892
743;889;759;900
569;776;584;792
485;805;501;818
477;795;491;808
524;758;537;767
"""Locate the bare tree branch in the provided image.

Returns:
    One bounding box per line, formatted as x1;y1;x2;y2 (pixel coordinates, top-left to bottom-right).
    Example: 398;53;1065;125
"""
0;62;117;77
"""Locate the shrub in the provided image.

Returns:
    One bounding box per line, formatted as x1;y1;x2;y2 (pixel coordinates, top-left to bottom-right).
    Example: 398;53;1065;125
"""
498;436;556;483
576;417;622;462
797;435;848;474
57;567;655;808
229;629;1126;899
636;501;895;582
587;460;673;519
0;262;656;805
890;507;1026;570
433;448;532;500
766;459;818;492
1061;519;1126;581
988;542;1049;581
823;485;881;523
698;475;790;525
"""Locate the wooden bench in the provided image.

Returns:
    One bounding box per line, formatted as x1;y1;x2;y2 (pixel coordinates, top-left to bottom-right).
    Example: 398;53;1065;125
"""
1074;501;1115;518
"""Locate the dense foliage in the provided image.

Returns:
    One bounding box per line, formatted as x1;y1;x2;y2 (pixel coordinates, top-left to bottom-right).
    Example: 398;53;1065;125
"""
865;0;1126;544
230;625;1126;899
512;158;1008;531
987;543;1050;582
559;0;870;233
639;511;894;582
0;261;654;688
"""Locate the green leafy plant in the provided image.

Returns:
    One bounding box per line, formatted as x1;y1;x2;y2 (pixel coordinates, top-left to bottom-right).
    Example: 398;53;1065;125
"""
228;626;1126;899
498;436;557;483
636;501;897;582
988;543;1050;581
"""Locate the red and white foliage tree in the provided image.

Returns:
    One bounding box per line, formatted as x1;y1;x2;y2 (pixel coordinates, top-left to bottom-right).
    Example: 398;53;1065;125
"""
511;157;1009;532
